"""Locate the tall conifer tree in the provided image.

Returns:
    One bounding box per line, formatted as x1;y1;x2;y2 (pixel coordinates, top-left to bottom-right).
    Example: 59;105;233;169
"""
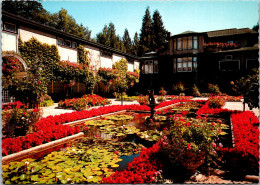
151;10;168;51
123;29;132;54
132;32;140;56
139;7;153;56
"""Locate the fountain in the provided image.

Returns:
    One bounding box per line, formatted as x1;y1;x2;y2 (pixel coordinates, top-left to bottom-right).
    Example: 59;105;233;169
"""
146;90;158;123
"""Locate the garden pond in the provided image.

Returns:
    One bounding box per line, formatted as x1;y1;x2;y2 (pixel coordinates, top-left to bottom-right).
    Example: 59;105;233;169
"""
2;101;234;184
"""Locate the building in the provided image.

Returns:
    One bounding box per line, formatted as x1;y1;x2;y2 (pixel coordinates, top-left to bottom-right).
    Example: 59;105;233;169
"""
1;11;141;102
140;28;258;94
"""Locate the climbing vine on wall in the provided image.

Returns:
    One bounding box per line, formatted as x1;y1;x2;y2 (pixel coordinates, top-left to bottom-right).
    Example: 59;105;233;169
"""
18;37;60;84
77;44;90;66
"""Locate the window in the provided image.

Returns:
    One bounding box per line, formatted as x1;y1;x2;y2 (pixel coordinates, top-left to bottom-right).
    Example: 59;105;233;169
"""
187;57;192;72
3;23;16;33
219;60;240;71
173;59;177;73
188;36;192;49
57;38;64;45
176;57;197;72
177;58;183;72
183;37;187;50
177;38;182;50
72;42;77;49
143;60;159;74
193;57;197;71
173;39;177;51
175;36;198;51
193;36;198;49
100;50;112;58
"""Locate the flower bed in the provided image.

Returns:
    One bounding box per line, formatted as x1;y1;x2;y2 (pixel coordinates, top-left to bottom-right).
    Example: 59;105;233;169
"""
101;143;163;184
219;111;259;174
58;94;111;111
3;100;188;156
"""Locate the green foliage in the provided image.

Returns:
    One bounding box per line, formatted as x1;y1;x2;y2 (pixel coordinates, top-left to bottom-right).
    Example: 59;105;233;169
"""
40;94;54;107
3;2;92;40
19;37;59;84
172;82;185;95
112;59;129;93
151;10;168;51
208;96;226;108
77;45;90;66
208;83;221;95
161;117;227;172
132;32;140;56
139;7;153;55
231;69;259;110
122;29;132;54
137;95;149;105
2;107;42;138
192;84;201;97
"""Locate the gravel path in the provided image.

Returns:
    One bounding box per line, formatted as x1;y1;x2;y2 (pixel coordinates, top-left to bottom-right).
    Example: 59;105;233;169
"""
41;98;259;118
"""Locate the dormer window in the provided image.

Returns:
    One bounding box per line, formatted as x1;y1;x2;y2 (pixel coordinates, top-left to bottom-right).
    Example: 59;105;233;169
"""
3;22;16;33
175;36;199;51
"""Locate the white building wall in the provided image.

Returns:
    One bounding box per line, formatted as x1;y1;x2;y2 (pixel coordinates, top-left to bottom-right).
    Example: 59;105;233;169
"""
84;45;101;71
128;63;134;72
2;32;17;52
134;60;140;71
100;57;113;68
19;26;56;45
58;46;77;63
112;54;125;65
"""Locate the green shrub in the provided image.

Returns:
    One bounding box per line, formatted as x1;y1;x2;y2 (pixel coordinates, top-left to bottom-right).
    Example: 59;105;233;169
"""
40;94;54;107
208;83;221;95
173;82;185;95
137;95;149;105
2;106;42;138
208;96;226;108
192;85;201;97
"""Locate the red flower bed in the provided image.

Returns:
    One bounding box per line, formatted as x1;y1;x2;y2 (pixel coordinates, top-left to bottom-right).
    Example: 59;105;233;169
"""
196;101;231;115
219;111;259;174
2;101;25;110
101;143;163;184
3;100;184;156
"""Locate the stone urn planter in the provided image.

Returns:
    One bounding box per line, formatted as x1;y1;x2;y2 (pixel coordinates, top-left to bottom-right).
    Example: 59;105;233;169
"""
180;151;206;172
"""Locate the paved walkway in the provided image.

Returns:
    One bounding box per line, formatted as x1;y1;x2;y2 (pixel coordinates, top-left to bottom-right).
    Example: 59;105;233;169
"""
41;98;259;118
41;99;138;118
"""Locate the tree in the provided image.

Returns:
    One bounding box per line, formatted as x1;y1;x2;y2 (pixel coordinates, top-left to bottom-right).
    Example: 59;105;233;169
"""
96;25;110;46
231;69;259;111
139;7;153;56
252;23;259;32
123;29;132;54
151;10;168;51
132;32;140;56
108;22;120;49
112;59;129;105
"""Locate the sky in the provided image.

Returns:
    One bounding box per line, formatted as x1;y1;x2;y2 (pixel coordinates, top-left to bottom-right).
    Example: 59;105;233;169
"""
41;0;259;39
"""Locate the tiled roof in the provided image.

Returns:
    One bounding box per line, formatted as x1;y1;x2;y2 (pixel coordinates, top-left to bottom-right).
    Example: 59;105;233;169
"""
207;28;257;37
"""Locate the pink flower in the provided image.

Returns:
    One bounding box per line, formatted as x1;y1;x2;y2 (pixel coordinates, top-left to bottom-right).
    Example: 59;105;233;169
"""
212;142;216;147
187;143;192;150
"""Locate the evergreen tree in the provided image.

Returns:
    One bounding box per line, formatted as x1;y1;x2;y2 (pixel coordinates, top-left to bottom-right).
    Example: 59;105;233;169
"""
108;22;119;49
96;25;110;46
122;29;132;54
139;7;153;56
252;23;259;32
151;10;168;51
132;32;140;56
